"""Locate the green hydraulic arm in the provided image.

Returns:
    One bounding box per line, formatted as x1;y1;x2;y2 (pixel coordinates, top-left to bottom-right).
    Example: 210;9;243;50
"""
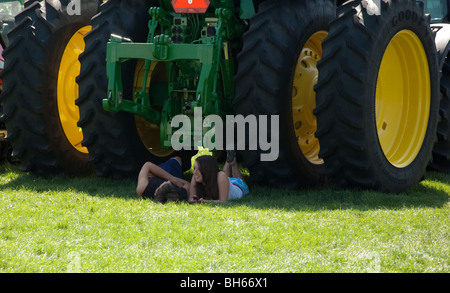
102;0;254;149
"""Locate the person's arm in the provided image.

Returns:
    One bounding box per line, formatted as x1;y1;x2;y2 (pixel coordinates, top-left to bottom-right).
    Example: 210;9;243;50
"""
136;162;151;196
170;177;190;197
216;172;230;202
171;177;190;190
146;162;179;181
136;162;180;196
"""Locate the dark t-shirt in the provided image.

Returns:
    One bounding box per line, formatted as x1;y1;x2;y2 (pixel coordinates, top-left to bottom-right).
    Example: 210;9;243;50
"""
142;158;183;199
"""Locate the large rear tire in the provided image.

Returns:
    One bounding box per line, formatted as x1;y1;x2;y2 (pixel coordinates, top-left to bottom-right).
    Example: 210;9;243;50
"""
315;0;440;193
430;46;450;172
0;0;98;175
233;0;335;188
77;0;194;177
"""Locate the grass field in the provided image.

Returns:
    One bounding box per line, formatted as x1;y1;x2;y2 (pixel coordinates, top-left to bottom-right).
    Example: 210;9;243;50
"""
0;156;449;273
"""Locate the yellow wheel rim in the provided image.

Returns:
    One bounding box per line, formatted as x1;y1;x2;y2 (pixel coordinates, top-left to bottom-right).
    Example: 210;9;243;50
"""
57;26;91;154
292;31;327;165
134;60;174;157
376;30;430;168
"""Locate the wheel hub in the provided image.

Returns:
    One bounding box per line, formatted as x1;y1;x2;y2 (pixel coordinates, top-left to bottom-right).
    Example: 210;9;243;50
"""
292;31;327;165
57;26;91;154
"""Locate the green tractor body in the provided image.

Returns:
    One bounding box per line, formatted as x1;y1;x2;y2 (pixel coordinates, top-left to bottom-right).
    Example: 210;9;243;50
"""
103;0;251;150
1;0;450;193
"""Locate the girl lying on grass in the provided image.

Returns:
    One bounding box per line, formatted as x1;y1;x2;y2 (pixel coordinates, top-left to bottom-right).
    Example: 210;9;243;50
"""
189;151;249;203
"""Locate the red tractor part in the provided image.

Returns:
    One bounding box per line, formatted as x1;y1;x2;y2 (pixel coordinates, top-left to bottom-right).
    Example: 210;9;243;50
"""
171;0;210;13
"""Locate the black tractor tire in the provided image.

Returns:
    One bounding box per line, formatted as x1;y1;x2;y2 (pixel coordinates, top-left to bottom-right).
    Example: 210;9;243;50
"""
0;140;17;165
233;0;335;188
0;0;99;176
430;49;450;172
314;0;440;193
77;0;194;178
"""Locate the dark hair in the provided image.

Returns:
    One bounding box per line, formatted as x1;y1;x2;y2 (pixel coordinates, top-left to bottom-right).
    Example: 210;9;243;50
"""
154;182;187;203
195;156;219;200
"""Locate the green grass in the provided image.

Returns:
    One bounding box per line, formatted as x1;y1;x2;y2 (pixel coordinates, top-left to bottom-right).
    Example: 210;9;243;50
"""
0;159;449;273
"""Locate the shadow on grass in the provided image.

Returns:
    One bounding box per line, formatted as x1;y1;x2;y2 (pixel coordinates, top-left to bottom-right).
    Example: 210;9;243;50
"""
0;163;137;200
236;172;449;211
1;163;449;211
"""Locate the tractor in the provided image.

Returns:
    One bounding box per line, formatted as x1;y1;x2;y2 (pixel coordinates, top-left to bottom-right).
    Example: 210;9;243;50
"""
0;0;449;194
0;0;23;164
428;0;450;174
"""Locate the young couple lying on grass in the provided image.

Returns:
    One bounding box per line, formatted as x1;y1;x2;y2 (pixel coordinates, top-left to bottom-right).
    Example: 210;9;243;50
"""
136;151;249;203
